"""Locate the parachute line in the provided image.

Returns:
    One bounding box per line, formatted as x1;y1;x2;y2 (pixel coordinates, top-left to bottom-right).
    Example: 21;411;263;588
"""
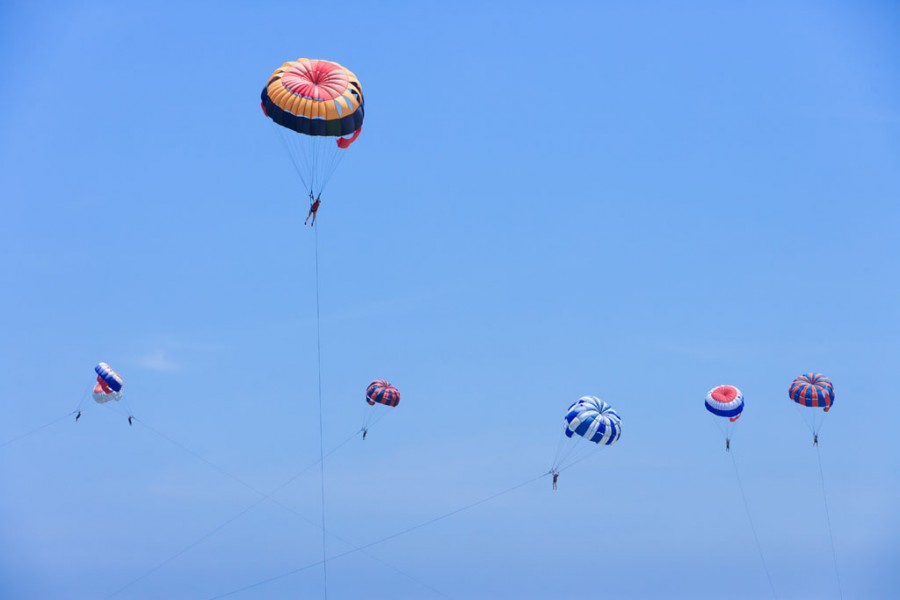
274;124;311;193
556;446;604;473
103;491;270;599
549;428;570;471
552;435;600;472
815;445;843;600
103;421;431;600
729;450;777;599
709;414;737;450
361;403;393;433
75;381;93;414
206;473;547;600
273;122;346;198
0;411;77;449
792;401;829;443
314;225;329;599
130;418;267;497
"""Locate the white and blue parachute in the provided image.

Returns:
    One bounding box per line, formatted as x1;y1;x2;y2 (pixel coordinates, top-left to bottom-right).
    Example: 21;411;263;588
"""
564;396;622;445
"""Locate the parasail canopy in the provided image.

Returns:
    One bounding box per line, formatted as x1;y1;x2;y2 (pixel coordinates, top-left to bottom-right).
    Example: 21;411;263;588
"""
705;385;744;422
93;362;123;403
261;58;364;139
366;380;400;407
260;58;364;197
564;396;622;445
789;373;834;412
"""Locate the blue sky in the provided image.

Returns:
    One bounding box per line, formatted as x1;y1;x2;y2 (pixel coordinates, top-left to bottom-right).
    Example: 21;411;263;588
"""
1;1;899;598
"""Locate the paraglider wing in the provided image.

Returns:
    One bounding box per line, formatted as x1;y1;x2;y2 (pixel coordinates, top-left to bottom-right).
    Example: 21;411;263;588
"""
705;385;744;422
366;380;400;407
789;373;834;412
564;396;622;445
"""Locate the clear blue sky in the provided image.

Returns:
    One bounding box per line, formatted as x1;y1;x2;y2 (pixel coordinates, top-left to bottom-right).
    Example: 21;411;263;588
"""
2;1;899;598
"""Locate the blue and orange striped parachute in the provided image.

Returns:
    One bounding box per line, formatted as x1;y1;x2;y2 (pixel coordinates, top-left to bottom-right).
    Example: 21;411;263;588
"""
789;373;834;412
260;58;364;199
366;380;400;408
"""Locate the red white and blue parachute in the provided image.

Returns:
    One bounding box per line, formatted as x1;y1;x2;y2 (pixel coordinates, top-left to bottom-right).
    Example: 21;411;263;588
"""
705;385;744;422
92;362;123;404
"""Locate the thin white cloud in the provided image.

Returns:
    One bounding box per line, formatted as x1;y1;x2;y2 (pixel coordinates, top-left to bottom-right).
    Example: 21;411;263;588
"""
134;350;181;373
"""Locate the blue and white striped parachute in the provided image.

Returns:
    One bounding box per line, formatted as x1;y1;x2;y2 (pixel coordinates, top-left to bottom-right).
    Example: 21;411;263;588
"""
564;396;622;445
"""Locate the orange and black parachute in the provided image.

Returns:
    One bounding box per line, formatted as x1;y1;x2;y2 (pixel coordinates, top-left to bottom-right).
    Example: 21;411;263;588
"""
261;58;364;142
260;58;364;198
